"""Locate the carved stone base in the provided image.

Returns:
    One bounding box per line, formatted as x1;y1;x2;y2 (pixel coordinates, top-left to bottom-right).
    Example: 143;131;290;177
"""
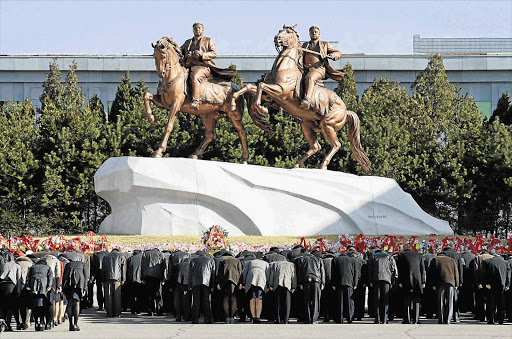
95;157;453;236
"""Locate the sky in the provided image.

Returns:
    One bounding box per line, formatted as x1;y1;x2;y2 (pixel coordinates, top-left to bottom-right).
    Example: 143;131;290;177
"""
0;0;511;55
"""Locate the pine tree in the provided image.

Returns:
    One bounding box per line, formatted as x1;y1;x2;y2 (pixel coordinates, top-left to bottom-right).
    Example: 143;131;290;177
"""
229;64;243;88
40;58;62;110
0;99;41;236
358;78;412;180
108;72;134;124
37;60;108;233
489;92;511;125
334;62;358;112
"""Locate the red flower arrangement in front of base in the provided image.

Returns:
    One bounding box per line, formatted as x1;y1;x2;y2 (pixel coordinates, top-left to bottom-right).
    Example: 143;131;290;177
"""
202;225;228;252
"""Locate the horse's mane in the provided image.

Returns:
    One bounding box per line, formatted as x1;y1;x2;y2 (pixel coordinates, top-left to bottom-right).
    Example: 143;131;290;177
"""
282;25;300;46
156;36;183;63
282;25;303;72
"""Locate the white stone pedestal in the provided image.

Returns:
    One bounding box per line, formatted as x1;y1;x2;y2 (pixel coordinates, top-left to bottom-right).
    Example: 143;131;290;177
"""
95;157;453;236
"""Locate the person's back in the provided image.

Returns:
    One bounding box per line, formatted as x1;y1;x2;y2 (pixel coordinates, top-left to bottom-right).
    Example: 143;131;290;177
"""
397;249;425;291
141;249;164;280
189;254;215;289
332;254;358;287
102;251;126;283
368;250;397;285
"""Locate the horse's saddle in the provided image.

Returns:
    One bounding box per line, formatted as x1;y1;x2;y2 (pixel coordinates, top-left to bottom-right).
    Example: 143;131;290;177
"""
309;86;339;117
198;78;232;105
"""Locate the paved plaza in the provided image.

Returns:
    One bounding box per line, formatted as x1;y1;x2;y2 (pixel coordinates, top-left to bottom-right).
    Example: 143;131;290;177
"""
2;310;510;339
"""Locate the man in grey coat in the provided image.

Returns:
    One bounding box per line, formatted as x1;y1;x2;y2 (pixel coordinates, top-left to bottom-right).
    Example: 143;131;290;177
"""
102;249;127;317
268;260;296;324
368;249;398;324
331;253;359;323
188;251;215;324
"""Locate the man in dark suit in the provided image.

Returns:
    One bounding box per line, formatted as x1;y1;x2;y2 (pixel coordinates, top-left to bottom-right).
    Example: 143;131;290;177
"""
331;253;359;323
460;250;476;313
471;251;493;321
297;252;325;324
482;255;511;324
346;246;366;321
430;253;459;324
397;249;425;324
368;249;398;324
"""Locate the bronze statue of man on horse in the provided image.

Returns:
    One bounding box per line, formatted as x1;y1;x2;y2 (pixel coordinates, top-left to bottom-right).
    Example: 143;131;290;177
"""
232;24;370;171
143;23;370;172
143;23;272;163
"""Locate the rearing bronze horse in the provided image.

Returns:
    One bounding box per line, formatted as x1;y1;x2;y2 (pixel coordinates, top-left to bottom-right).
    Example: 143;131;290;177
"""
232;25;370;171
144;36;272;162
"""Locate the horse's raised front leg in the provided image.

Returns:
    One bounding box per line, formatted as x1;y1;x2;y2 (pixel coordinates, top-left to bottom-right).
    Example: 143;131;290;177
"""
144;92;163;126
256;82;283;106
231;84;256;111
153;103;180;158
293;120;321;168
190;113;218;159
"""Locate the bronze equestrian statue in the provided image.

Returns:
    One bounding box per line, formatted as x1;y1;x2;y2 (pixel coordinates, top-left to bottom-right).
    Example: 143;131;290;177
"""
232;25;370;172
143;33;272;162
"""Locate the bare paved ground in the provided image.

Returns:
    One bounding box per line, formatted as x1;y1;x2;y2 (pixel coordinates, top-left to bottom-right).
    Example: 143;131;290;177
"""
1;310;510;339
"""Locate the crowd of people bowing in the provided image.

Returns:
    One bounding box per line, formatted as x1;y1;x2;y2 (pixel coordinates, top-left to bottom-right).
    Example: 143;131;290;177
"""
0;244;511;332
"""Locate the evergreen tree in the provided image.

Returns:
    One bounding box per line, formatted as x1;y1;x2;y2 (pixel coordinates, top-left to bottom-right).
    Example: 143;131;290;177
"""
229;64;243;88
0;100;41;236
489;92;511;126
334;62;358;112
358;78;412;180
108;72;134;124
40;58;62;110
37;60;108;233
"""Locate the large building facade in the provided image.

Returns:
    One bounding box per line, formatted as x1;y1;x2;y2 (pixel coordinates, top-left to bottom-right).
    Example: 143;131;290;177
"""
1;42;511;117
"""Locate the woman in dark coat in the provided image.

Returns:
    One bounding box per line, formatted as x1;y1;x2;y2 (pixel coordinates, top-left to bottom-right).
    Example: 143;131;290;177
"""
0;251;22;331
26;258;53;331
216;252;242;323
62;259;88;331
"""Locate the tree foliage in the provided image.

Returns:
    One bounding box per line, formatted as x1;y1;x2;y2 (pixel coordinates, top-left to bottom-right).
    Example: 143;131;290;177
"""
1;54;510;236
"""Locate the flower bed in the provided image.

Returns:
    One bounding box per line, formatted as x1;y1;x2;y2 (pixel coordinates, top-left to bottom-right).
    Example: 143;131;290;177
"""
1;229;511;255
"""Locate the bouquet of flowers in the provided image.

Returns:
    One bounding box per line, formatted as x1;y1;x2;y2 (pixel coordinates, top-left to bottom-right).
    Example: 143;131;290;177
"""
202;225;228;253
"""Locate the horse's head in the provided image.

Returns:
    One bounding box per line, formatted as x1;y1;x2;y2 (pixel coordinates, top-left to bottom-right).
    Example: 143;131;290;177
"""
274;24;300;53
151;36;182;78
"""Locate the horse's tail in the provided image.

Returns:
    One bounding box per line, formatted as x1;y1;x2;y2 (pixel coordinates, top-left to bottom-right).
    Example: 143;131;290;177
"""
346;110;371;172
244;93;275;134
